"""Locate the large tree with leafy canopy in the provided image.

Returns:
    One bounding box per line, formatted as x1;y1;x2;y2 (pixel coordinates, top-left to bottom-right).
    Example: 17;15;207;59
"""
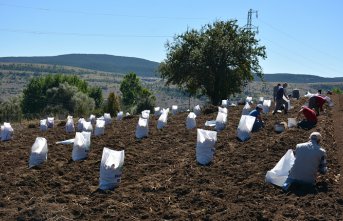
158;20;267;105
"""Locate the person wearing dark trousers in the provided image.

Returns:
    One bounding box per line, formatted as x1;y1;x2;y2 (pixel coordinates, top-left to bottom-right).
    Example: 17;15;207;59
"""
297;106;317;130
273;83;289;114
308;95;327;116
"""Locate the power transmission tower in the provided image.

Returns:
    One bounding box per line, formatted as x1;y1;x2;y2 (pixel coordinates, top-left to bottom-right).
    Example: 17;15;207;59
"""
244;9;259;34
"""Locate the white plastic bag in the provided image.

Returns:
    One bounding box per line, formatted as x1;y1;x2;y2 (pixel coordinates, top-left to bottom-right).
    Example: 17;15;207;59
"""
65;117;75;133
215;112;227;132
82;121;93;132
193;105;201;116
89;114;96;124
259;97;264;104
221;99;228;107
196;129;217;165
56;138;75;145
47;117;54;128
77;118;85;131
186;112;197;129
72;132;91;161
141;110;150;119
241;102;251;115
246;96;253;103
135;117;149;139
117;111;123;121
104;113;112;125
29;137;48;168
1;122;13;141
265;149;295;187
157;108;169;129
94;119;105;136
288;118;297;128
154;107;162;117
262;100;271;113
237;115;255;141
40;119;48;132
99;147;125;190
172;105;178;115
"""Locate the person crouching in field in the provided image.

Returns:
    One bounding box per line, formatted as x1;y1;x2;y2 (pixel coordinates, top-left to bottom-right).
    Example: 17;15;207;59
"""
282;132;327;191
297;106;317;130
308;95;332;116
249;104;264;132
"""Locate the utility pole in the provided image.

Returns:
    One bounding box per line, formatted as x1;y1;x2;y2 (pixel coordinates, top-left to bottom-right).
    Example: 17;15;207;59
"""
244;9;259;34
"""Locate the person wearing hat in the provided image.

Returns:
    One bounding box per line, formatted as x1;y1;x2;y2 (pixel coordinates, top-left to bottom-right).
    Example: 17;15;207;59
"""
282;132;327;191
249;104;264;132
297;106;317;129
273;83;289;115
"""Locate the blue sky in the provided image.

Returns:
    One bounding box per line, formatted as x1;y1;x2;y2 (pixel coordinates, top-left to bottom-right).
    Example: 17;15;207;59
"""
0;0;342;77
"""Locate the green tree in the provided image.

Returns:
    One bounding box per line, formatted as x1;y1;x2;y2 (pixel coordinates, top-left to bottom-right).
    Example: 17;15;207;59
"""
105;92;121;116
159;20;267;105
136;88;156;113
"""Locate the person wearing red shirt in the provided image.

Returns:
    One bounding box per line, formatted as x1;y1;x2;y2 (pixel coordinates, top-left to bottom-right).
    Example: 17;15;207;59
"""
308;95;326;115
297;106;317;129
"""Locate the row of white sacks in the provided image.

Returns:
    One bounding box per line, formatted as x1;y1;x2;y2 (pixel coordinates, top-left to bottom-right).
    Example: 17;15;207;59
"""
29;134;124;190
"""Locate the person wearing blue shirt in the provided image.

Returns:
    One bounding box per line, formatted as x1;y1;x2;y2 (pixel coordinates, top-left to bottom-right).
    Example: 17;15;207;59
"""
249;104;264;132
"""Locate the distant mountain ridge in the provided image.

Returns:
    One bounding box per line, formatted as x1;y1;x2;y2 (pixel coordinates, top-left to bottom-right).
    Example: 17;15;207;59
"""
0;54;342;83
0;54;160;77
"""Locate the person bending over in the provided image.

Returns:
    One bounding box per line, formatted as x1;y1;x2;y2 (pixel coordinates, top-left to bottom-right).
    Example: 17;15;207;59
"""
249;104;264;132
297;106;317;130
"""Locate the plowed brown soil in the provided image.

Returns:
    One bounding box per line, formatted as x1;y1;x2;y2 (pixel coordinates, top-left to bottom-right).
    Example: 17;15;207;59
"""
1;95;343;220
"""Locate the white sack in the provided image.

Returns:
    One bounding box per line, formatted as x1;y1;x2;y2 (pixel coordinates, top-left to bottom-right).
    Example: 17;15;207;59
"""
262;100;271;113
117;111;123;121
157;109;169;129
193;105;201;116
246;96;253;103
172;105;178;115
94;119;105;136
104;113;112;125
77;118;85;131
215;112;227;132
265;149;295;187
65;118;75;133
154;107;162;117
221;99;228;107
40;119;48;132
99;147;125;190
29;137;48;168
288;118;297;128
47;117;54;128
259;97;264;104
126;112;130;117
89;114;96;124
218;107;228;114
72;132;91;161
205;120;216;127
1;122;13;141
236;115;255;141
325;96;334;107
186;112;197;129
56;138;75;145
82;121;93;132
196;129;217;165
241;102;251;115
135;117;149;139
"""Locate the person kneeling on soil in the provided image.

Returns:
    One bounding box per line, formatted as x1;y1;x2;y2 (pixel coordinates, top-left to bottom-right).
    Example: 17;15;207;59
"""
249;104;264;132
282;132;327;191
297;106;317;130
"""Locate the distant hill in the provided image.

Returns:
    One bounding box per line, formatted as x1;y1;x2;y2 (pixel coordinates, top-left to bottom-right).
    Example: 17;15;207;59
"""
0;54;160;77
257;73;343;83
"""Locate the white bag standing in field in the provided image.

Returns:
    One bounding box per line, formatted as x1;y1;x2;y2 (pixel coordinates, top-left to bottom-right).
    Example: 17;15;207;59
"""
72;132;91;161
82;121;93;133
172;105;178;115
65;116;75;133
29;137;48;168
126;112;130;117
154;107;162;117
94;119;105;136
196;129;217;165
221;99;228;107
157;108;169;129
135;117;149;139
215;108;227;132
288;118;297;128
104;113;112;125
246;96;253;104
265;149;295;187
241;102;251;115
89;114;96;124
47;117;54;128
237;115;256;141
117;111;123;121
186;112;197;129
99;147;125;190
1;122;14;141
40;119;48;132
77;118;85;131
193;105;201;116
262;100;271;113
